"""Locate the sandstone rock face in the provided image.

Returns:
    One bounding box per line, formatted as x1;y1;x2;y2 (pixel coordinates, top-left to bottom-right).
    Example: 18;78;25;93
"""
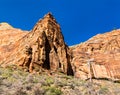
70;30;120;81
0;23;28;61
0;13;73;75
0;23;13;30
1;13;120;81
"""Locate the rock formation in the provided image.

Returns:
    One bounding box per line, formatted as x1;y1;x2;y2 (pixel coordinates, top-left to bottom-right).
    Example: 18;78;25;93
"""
70;30;120;81
0;23;28;62
0;13;73;75
0;13;120;81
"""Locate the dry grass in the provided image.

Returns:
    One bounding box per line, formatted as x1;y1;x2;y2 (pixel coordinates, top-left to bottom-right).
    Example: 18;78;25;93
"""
0;66;120;95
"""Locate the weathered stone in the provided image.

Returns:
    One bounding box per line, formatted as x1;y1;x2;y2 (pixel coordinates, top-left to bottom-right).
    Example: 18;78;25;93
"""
1;12;120;81
70;29;120;81
0;13;73;75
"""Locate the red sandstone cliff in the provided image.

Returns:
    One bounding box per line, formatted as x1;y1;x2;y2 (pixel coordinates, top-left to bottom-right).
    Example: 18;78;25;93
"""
0;13;73;75
70;29;120;81
0;13;120;81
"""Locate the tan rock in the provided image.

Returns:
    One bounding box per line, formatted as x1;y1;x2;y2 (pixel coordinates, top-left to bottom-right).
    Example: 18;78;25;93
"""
70;29;120;81
1;13;120;81
0;13;73;75
0;22;13;30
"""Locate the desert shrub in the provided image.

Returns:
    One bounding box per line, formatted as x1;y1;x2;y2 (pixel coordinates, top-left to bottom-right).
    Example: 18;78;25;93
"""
59;74;73;80
1;66;120;95
113;87;120;95
46;77;54;86
25;74;34;83
71;78;86;87
54;79;68;87
33;88;45;95
1;68;13;79
43;86;62;95
98;86;109;94
13;89;27;95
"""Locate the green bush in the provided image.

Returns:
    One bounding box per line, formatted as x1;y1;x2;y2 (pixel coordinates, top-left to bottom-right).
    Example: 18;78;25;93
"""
44;86;62;95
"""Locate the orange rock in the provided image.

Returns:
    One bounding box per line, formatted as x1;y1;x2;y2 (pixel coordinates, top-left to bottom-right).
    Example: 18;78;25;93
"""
0;13;73;75
1;13;120;81
70;29;120;81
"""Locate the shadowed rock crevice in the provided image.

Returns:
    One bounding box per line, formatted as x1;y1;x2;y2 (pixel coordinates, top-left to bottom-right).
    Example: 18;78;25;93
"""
42;37;51;70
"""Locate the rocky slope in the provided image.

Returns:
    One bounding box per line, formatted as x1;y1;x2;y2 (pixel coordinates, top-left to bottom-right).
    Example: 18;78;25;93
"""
0;66;120;95
0;23;28;62
70;29;120;81
0;13;120;81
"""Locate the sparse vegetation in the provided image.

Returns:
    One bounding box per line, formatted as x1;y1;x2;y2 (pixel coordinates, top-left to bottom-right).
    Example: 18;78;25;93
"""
99;86;109;94
0;66;120;95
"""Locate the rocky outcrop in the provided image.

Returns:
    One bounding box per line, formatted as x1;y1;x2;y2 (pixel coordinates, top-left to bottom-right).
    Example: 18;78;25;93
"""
1;12;120;81
0;23;27;46
0;23;28;61
0;13;73;75
70;30;120;81
0;23;13;30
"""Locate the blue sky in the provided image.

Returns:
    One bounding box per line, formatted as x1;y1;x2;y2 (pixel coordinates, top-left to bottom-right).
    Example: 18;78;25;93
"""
0;0;120;45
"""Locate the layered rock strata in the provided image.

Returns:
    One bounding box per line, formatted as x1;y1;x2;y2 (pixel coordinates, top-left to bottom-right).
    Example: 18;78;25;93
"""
1;13;120;81
70;30;120;81
0;13;73;75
